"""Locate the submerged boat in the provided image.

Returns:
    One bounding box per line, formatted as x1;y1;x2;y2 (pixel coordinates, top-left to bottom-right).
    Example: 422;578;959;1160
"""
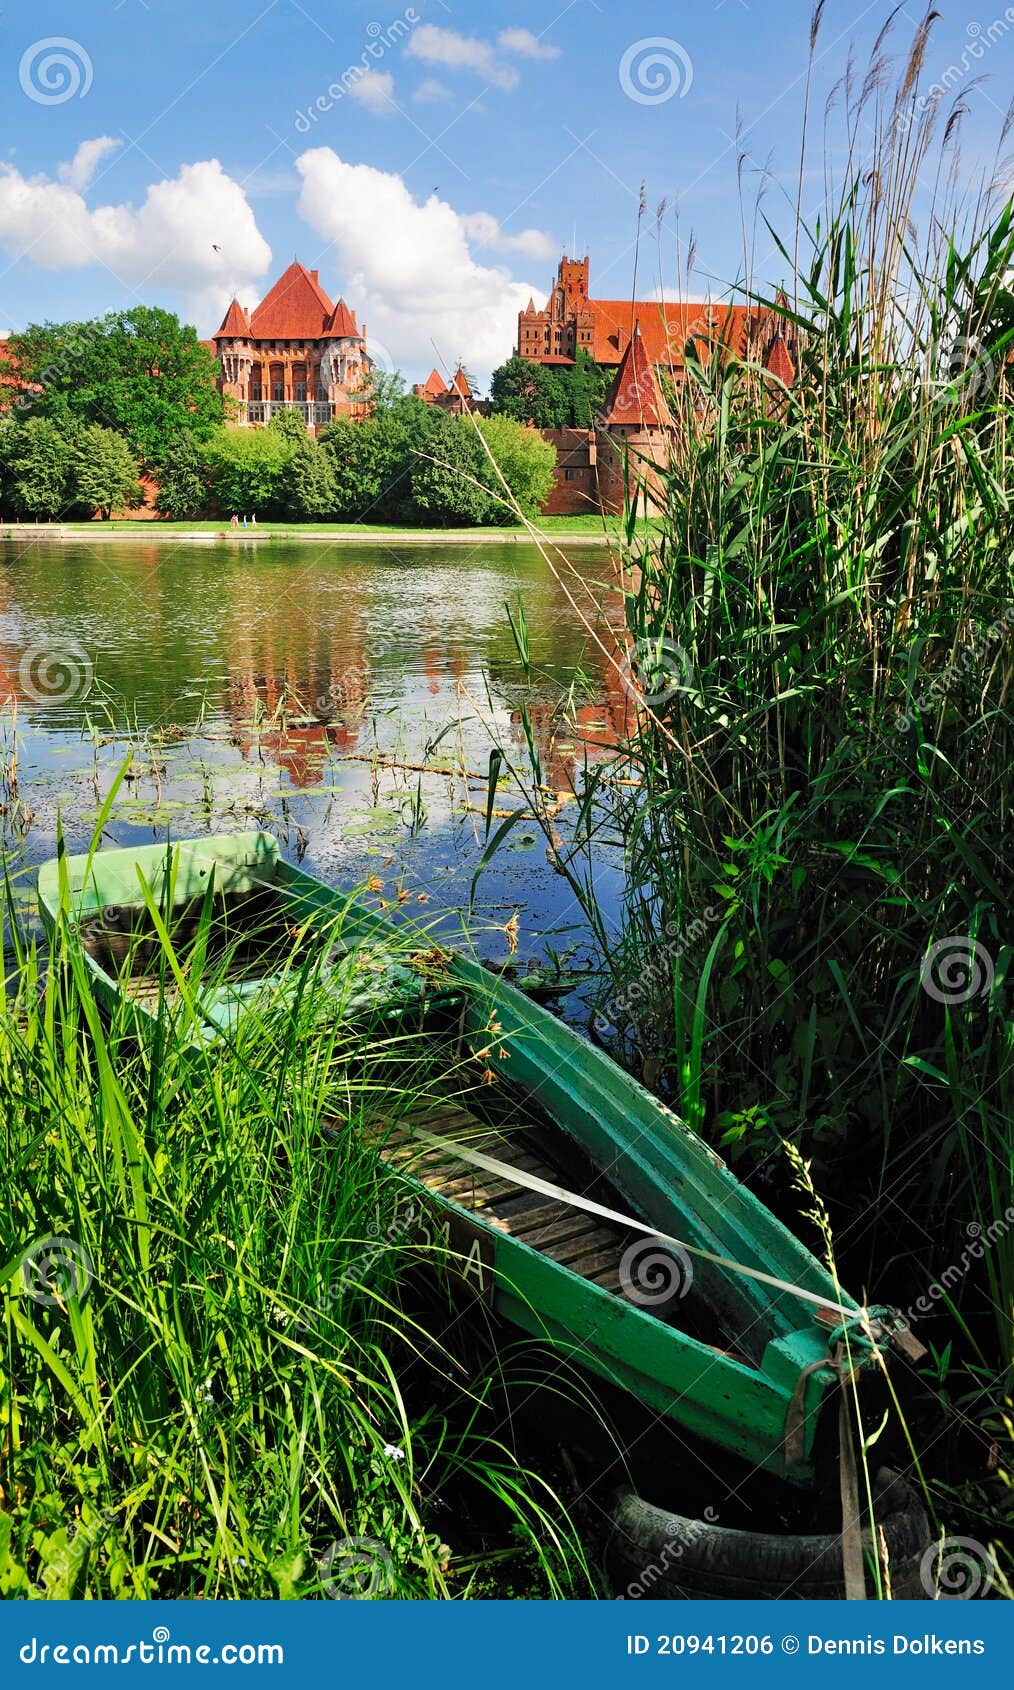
38;831;918;1491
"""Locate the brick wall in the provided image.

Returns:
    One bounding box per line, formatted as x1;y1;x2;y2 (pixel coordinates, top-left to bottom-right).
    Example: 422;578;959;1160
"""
539;427;598;515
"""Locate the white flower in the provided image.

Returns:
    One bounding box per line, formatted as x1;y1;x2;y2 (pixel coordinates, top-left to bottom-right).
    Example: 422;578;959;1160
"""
382;1443;406;1462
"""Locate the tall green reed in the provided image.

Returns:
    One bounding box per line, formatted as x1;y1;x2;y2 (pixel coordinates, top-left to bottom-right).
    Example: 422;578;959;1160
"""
0;845;593;1598
476;5;1012;1566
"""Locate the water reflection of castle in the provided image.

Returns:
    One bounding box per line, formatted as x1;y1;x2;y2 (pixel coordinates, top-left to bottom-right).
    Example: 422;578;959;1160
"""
1;547;637;793
224;616;633;793
225;607;373;787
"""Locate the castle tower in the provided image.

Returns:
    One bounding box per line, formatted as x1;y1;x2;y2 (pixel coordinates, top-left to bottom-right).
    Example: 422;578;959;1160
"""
212;264;374;431
215;298;254;405
595;323;675;515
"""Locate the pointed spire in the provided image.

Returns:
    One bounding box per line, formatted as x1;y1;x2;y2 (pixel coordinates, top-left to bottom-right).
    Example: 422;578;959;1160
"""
248;261;335;338
324;297;359;338
600;324;673;429
214;297;252;339
764;333;796;386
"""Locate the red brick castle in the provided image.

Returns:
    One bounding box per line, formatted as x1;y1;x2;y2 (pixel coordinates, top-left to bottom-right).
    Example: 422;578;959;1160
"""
213;262;375;432
518;254;795;379
518;255;797;514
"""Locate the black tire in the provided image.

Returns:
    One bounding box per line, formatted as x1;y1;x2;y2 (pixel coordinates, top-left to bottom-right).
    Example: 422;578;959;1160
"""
606;1468;931;1600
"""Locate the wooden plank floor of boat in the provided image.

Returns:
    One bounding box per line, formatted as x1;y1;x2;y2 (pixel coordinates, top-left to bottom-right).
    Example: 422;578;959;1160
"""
375;1099;645;1301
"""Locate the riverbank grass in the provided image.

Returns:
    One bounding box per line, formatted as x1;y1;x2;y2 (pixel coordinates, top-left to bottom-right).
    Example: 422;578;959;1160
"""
0;871;591;1599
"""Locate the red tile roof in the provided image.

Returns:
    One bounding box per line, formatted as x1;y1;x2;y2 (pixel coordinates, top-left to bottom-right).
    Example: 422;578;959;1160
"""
247;262;337;340
589;298;752;367
765;332;796;386
324;298;359;339
214;298;252;339
419;368;448;396
602;326;673;429
450;366;471;398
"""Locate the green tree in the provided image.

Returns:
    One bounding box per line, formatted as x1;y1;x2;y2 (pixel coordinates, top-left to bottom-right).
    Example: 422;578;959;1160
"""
70;424;142;519
477;415;557;519
9;307;223;467
267;408;312;447
204;426;296;517
565;347;613;427
319;396;437;521
489;354;570;428
410;412;495;525
4;418;72;519
318;416;388;518
155;431;208;519
490;349;613;430
361;369;408;413
286;436;337;520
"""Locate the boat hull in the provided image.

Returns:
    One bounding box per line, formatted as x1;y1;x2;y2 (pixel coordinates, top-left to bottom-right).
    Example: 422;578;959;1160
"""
38;831;875;1482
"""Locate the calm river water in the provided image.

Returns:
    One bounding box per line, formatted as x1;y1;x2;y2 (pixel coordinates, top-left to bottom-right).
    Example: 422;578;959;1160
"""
0;534;629;976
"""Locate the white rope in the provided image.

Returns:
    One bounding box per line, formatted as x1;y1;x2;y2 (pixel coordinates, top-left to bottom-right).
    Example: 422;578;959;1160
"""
409;1126;857;1322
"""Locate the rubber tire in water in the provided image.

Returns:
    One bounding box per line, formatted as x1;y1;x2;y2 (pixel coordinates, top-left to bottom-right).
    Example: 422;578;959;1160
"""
606;1467;931;1600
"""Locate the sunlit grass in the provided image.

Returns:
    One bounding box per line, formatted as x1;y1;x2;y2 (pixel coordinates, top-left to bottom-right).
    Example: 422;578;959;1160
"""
0;857;594;1599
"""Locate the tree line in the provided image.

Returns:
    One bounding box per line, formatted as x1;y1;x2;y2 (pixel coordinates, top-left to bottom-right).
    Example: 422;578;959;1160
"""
0;309;561;524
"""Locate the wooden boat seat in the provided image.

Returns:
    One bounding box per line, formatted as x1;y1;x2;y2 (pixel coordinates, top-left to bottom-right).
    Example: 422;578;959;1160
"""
374;1099;687;1315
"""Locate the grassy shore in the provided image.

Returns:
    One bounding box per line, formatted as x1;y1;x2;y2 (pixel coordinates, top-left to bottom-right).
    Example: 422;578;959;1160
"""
0;869;593;1600
1;514;642;543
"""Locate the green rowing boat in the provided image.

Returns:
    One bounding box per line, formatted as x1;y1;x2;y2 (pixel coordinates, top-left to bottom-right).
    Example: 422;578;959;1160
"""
37;830;917;1485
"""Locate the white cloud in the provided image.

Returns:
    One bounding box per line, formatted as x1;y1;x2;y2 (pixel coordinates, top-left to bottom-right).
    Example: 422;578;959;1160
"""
58;137;122;193
347;70;396;113
295;149;540;382
244;166;302;199
498;28;560;61
405;24;520;91
0;158;271;328
413;77;451;103
461;211;555;261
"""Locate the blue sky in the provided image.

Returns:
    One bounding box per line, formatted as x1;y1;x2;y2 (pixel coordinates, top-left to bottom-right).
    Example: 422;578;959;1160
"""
1;0;1009;382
